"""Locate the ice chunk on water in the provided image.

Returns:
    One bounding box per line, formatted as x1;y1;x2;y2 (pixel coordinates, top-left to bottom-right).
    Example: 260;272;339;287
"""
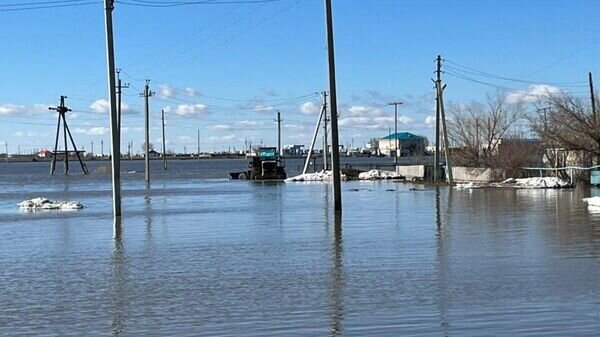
18;197;84;210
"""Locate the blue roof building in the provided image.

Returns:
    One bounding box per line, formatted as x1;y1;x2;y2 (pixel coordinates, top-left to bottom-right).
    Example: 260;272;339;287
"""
379;132;426;157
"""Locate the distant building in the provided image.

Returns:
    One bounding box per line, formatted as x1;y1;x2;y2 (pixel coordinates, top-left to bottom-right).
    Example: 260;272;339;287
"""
37;149;51;158
379;132;426;157
148;149;161;158
283;144;305;156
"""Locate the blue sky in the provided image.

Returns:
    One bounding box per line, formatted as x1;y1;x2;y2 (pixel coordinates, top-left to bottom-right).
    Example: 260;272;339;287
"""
1;0;600;154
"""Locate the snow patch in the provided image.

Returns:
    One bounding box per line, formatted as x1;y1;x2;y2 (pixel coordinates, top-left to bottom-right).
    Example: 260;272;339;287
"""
18;197;84;211
500;177;570;188
455;182;486;189
583;196;600;207
358;169;403;180
285;170;347;182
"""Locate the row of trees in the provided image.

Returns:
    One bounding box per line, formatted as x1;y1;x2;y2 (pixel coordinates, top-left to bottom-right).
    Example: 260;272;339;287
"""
447;90;600;172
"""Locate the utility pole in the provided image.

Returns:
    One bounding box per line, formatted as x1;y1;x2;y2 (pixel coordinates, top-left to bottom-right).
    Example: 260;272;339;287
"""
104;0;121;218
49;96;88;175
437;83;453;184
590;72;596;124
140;79;154;184
4;142;7;164
276;110;282;157
197;128;200;158
91;141;94;158
128;141;132;160
101;140;104;159
162;109;167;170
388;102;403;167
324;0;342;212
116;69;129;139
322;92;329;171
433;55;442;183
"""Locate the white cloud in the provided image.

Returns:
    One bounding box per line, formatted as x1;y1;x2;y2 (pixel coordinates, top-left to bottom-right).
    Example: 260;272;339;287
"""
89;99;132;114
208;124;231;131
398;116;414;124
254;105;274;113
175;104;207;116
15;131;39;137
347;105;383;117
74;127;109;136
209;134;236;141
425;116;436;127
89;99;109;114
159;85;176;98
505;84;561;103
237;120;264;127
0;104;25;116
185;87;198;97
300;101;319;115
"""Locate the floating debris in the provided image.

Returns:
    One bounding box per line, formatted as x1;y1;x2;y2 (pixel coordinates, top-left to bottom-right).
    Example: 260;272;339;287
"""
455;177;571;189
358;169;404;180
499;177;571;189
285;170;347;182
455;182;486;190
583;196;600;207
18;197;84;211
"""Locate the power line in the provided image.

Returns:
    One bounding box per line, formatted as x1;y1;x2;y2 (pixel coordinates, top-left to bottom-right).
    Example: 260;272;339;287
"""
0;0;98;12
445;59;588;87
116;0;282;8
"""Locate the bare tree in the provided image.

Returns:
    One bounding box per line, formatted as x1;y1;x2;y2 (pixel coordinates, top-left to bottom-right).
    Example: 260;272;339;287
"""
530;93;600;165
448;91;524;167
140;142;155;152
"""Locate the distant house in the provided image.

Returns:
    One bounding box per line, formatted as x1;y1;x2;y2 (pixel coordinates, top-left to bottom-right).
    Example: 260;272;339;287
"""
379;132;426;157
148;149;161;158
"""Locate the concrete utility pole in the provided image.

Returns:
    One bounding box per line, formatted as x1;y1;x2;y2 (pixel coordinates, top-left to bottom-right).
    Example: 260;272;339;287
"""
590;72;596;123
437;83;453;184
434;55;442;183
322;91;329;171
324;0;342;212
197;128;200;157
303;103;326;175
162;109;167;170
116;69;129;139
4;142;7;164
91;141;94;157
140;79;154;184
388;101;403;167
276;110;282;157
128;141;132;160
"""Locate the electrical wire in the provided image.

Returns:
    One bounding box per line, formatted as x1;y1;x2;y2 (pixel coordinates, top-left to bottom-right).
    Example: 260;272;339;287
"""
445;59;588;87
116;0;282;8
0;0;98;12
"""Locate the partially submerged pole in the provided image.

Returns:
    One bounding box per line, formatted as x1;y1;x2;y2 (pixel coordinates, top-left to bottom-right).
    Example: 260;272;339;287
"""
322;91;329;171
324;0;342;212
140;80;154;184
302;104;326;175
434;55;442;183
162;109;167;170
104;0;121;218
437;83;453;184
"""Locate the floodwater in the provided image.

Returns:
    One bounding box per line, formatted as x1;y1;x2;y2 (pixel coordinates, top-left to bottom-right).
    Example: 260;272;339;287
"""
1;159;600;336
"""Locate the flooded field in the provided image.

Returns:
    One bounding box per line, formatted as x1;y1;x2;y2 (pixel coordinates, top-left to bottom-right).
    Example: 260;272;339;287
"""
1;160;599;336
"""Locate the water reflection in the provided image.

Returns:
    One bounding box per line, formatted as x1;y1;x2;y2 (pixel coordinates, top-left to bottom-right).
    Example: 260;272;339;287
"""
329;212;344;337
111;218;129;336
144;193;153;245
435;187;450;336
